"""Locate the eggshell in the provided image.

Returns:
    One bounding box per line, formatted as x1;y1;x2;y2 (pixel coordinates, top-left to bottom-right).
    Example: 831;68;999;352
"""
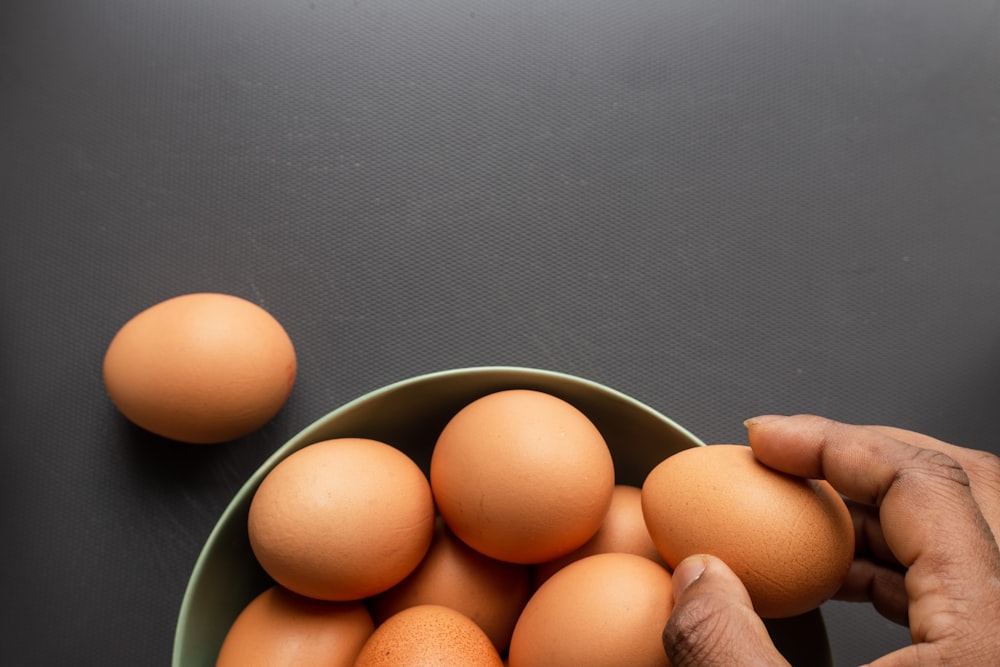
641;444;854;618
534;485;666;587
508;552;673;667
353;604;504;667
215;585;373;667
369;516;533;652
430;389;615;564
103;292;296;444
248;438;435;601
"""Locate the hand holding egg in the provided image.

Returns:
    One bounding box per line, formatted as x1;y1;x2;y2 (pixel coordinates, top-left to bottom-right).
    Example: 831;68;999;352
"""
662;414;1000;667
641;443;854;619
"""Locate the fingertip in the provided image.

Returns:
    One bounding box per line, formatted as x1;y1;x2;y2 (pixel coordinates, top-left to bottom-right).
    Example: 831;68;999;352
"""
743;414;787;428
671;554;751;606
664;555;787;666
672;555;708;597
744;414;836;477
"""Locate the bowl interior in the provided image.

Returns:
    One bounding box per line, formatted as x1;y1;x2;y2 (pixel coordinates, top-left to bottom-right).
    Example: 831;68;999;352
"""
172;366;831;666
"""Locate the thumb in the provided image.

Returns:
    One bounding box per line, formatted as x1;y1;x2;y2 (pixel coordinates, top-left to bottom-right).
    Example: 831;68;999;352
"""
664;555;789;667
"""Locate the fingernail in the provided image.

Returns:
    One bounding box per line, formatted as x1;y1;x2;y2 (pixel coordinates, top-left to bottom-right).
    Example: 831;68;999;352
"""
743;415;786;428
672;555;709;597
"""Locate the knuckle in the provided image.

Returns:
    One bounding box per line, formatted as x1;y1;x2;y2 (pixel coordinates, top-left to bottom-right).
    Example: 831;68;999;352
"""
811;415;843;450
663;596;737;666
966;449;1000;488
895;447;971;494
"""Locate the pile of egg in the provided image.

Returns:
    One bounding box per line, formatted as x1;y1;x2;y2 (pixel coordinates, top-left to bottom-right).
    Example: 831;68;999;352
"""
216;389;854;667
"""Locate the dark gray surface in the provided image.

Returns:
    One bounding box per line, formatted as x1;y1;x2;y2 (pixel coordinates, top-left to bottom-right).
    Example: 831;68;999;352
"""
3;0;999;664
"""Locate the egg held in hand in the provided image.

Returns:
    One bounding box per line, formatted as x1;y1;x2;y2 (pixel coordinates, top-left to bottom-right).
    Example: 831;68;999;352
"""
102;292;296;444
248;438;436;601
641;444;854;618
430;389;615;564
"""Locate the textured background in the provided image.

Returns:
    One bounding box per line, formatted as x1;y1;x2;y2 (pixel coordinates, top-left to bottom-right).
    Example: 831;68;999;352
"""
3;0;999;664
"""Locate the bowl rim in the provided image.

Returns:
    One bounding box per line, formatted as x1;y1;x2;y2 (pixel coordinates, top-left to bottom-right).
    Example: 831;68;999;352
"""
171;365;705;663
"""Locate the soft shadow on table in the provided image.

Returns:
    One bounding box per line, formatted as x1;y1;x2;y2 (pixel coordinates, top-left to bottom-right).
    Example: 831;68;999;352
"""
113;407;301;516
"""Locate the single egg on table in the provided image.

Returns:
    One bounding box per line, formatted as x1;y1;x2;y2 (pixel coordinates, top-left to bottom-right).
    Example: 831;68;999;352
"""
102;292;296;444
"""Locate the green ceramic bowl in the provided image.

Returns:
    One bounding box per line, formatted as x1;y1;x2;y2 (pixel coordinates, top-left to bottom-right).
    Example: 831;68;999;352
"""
172;366;832;666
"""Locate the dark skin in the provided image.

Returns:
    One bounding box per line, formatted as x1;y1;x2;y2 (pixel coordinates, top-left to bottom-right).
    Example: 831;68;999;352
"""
663;415;1000;667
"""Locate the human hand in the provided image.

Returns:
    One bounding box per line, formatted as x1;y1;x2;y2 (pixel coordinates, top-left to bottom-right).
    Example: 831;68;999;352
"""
662;415;1000;667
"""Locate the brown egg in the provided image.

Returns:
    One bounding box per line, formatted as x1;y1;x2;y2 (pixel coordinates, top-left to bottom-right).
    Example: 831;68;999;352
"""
215;585;373;667
534;485;666;587
248;438;435;601
641;444;854;618
508;553;673;667
370;516;533;652
103;292;296;444
354;604;504;667
430;389;615;564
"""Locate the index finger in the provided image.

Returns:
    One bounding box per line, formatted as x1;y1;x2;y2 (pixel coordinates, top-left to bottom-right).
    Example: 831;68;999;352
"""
746;416;960;505
744;415;987;567
744;414;1000;646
